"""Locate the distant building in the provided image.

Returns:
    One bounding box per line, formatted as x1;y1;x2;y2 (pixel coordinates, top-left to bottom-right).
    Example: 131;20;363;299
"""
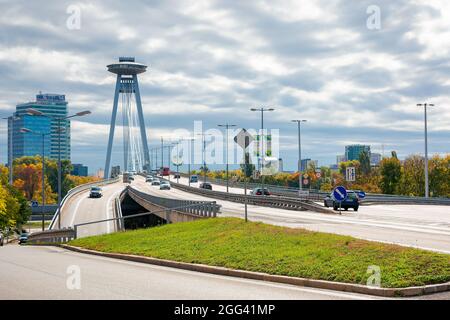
71;163;88;176
345;145;371;161
301;158;318;171
370;153;382;166
329;164;339;170
336;154;346;164
9;114;51;159
10;93;71;161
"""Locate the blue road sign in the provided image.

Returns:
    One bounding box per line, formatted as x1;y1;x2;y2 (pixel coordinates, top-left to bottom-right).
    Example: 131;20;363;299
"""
31;200;39;207
357;191;366;199
332;186;347;202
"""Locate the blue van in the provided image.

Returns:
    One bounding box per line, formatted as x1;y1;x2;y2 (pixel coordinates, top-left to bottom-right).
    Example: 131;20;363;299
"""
189;175;198;183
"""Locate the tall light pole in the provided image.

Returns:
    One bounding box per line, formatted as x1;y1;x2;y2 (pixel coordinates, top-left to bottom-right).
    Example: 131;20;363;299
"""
417;103;434;198
292;120;307;191
172;141;181;183
26;108;91;229
182;136;195;186
20;127;50;231
218;123;236;192
196;133;212;184
2;115;20;185
250;107;274;194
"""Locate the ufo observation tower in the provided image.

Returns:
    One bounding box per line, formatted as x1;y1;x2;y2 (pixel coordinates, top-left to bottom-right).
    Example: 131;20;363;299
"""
104;57;151;179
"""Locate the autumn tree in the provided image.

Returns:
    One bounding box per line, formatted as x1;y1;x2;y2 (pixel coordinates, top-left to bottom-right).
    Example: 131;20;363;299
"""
379;155;402;194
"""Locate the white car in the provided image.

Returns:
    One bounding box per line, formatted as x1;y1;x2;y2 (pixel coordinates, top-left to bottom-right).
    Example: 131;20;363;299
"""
151;180;160;186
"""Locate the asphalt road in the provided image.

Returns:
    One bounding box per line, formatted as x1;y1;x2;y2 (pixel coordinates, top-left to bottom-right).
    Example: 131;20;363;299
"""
0;245;380;300
134;176;450;253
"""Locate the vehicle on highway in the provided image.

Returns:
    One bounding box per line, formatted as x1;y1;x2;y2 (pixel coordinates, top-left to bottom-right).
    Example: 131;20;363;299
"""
160;167;170;176
250;187;271;196
189;175;198;183
89;186;103;198
173;173;180;179
151;179;161;186
145;176;154;182
160;181;171;190
18;233;28;245
324;190;359;211
0;233;3;246
199;182;213;190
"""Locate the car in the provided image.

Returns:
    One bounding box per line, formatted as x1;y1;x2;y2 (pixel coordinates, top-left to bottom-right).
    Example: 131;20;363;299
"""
189;175;198;183
160;181;171;190
129;175;135;181
89;186;103;198
18;233;28;245
0;233;3;246
151;179;161;186
324;190;359;211
145;176;154;182
199;182;212;190
173;173;181;179
250;187;271;196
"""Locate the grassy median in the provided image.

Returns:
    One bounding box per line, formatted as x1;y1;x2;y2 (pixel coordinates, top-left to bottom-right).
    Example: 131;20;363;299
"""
70;218;450;288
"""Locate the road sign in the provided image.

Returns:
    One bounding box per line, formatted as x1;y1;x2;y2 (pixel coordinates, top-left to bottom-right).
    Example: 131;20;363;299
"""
346;167;356;182
303;178;309;185
357;191;366;199
316;172;321;178
31;200;38;207
332;186;347;202
303;173;309;179
261;157;279;176
298;190;309;196
234;129;254;150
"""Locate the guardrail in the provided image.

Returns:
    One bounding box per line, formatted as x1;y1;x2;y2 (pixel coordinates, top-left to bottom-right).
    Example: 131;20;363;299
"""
178;173;450;206
127;186;221;218
48;176;121;230
158;177;333;214
27;228;75;244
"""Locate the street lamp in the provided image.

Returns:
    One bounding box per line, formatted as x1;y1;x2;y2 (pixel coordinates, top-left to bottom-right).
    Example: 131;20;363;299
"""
26;108;91;229
196;133;213;184
250;107;275;194
417;103;434;198
181;136;195;186
292;120;307;191
218;123;236;192
172;141;181;183
2;115;20;185
20;127;50;231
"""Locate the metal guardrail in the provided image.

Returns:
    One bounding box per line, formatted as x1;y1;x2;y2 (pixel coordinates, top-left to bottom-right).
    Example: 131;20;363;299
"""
27;228;75;244
127;186;221;218
178;173;450;206
48;176;121;230
159;177;333;214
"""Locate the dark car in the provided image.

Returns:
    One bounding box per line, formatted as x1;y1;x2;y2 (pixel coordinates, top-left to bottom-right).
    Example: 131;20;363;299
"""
173;173;181;179
250;188;271;196
199;182;213;190
190;175;199;183
89;186;103;198
324;190;359;211
19;233;28;245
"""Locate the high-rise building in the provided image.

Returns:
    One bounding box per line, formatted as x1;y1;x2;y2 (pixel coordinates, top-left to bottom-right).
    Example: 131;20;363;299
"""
301;158;318;171
11;93;71;161
9;114;51;159
345;145;371;161
370;153;382;166
71;163;88;176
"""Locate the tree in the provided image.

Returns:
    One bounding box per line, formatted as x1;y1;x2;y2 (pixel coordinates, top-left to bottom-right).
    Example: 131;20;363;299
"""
397;155;425;196
429;154;450;197
359;150;371;176
379;156;402;194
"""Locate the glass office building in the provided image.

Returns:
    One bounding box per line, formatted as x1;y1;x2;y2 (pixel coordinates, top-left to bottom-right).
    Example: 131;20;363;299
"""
11;93;71;161
9;115;51;158
345;145;371;161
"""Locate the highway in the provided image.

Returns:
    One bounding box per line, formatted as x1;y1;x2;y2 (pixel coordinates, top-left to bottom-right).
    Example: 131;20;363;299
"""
0;245;380;300
133;175;450;253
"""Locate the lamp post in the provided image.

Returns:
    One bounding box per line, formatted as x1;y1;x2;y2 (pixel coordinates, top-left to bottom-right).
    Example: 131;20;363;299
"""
292;120;307;191
218;123;236;193
20;127;50;231
2;115;20;185
417;103;434;198
196;133;213;184
26;108;91;228
250;107;274;194
172;141;181;183
182;136;195;186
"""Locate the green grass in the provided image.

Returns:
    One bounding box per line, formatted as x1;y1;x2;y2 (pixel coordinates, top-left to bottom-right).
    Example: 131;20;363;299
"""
22;221;50;229
70;218;450;288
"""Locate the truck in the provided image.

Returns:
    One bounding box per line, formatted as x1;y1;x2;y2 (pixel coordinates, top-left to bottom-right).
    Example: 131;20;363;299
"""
160;167;170;176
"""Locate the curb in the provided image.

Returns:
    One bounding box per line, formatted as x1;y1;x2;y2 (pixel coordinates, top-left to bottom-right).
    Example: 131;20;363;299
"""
58;244;449;298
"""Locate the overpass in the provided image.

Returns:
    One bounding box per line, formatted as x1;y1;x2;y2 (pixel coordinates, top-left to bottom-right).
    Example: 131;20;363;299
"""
39;173;450;254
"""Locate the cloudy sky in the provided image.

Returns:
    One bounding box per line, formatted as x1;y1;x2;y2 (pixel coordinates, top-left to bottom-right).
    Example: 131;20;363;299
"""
0;0;449;173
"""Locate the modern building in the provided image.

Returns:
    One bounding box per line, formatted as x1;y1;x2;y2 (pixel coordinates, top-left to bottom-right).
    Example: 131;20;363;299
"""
71;163;88;176
345;145;371;161
301;158;318;171
370;153;382;166
336;154;346;164
10;93;71;161
9;114;51;159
